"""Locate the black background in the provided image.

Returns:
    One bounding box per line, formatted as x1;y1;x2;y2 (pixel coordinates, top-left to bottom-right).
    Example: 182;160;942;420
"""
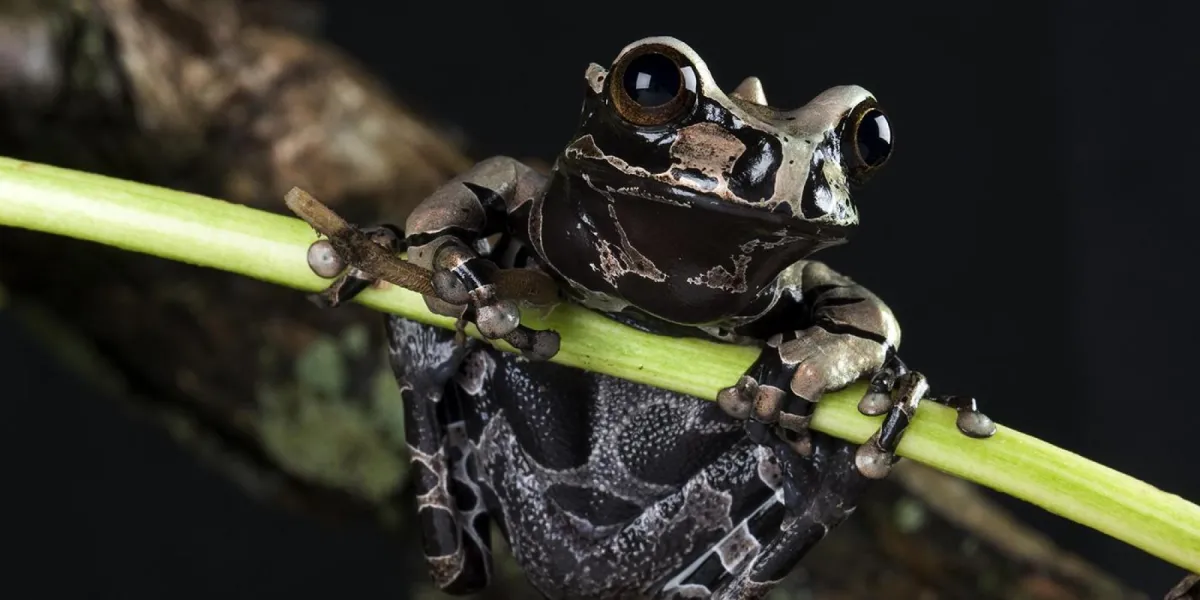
2;0;1198;597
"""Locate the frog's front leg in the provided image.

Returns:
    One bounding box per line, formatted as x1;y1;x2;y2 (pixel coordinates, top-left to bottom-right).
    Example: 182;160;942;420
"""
386;317;494;594
404;157;559;355
718;260;994;480
310;156;562;359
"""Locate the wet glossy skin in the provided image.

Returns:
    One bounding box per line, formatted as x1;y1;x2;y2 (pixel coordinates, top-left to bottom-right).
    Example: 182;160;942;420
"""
530;37;886;326
308;35;993;600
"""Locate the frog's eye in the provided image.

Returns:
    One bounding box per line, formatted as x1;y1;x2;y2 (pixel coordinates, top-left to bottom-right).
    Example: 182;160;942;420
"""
842;101;893;179
609;45;698;127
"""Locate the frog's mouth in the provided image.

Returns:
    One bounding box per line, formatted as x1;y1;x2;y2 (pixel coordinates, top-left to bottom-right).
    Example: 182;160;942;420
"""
592;184;847;324
612;171;853;245
563;137;855;245
543;160;852;324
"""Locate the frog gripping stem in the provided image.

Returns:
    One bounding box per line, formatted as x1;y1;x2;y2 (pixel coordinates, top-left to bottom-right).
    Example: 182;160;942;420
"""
283;33;1008;598
287;184;562;360
715;260;997;482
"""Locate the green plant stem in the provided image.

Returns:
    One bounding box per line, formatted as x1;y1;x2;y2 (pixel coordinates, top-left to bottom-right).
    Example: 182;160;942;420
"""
1;156;1197;572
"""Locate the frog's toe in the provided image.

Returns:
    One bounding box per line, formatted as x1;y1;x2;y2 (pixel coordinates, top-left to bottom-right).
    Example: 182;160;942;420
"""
856;352;908;416
857;390;893;416
432;268;471;305
958;410;997;438
306;238;346;278
932;395;998;438
305;224;406;309
726;347;818;423
853;370;928;479
475;299;522;339
716;375;757;421
778;420;814;456
785;361;832;405
500;326;560;360
719;345;823;458
853;434;895;480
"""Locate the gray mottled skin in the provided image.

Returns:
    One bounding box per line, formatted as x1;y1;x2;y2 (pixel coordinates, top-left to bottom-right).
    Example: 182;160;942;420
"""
309;35;994;600
388;313;871;599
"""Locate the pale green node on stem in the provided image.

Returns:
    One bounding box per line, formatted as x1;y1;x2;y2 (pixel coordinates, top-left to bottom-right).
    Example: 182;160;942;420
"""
0;156;1196;572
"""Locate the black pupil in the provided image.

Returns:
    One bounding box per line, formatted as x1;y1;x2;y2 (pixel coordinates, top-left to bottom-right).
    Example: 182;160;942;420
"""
622;53;681;107
856;110;892;166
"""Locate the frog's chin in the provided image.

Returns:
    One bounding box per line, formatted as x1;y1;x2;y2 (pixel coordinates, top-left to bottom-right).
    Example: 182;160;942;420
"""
609;173;853;245
563;153;855;244
597;199;845;326
683;192;852;247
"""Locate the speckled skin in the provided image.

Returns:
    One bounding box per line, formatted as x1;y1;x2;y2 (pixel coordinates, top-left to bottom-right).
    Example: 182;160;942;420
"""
309;35;993;599
389;317;869;599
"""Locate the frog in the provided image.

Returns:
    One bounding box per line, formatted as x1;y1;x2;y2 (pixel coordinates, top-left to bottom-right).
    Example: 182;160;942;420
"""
303;36;996;599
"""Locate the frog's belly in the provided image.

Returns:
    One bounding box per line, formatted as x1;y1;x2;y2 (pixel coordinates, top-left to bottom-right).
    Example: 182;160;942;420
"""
452;346;786;597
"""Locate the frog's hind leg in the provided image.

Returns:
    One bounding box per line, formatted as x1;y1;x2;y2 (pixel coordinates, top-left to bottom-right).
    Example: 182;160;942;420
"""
707;435;869;600
654;430;868;599
386;316;494;594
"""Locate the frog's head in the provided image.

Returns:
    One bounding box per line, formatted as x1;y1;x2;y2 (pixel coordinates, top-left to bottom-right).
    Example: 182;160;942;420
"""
540;36;893;325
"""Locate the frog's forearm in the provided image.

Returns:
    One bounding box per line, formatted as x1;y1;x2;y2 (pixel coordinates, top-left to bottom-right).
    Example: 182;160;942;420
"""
1;156;1198;574
402;155;543;248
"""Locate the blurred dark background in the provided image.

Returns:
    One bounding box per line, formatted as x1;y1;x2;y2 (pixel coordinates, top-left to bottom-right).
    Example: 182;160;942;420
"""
1;0;1197;597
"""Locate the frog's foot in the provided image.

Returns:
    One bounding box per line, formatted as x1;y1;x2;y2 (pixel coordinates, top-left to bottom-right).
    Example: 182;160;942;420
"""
853;353;997;479
703;436;872;599
304;224;561;360
856;353;997;439
716;343;818;457
717;323;893;470
718;341;997;481
305;224;405;309
426;238;561;360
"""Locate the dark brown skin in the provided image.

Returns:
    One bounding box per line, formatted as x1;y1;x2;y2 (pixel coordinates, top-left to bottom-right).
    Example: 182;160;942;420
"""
0;1;1154;598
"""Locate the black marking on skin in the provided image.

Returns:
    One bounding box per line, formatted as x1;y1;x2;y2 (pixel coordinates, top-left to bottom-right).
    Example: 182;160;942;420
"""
566;94;783;208
727;133;782;203
376;42;912;597
813;296;866;309
406;225;477;248
814;317;889;345
547;484;645;528
576;93;677;174
451;257;491;291
444;333;819;598
802;283;847;300
385;248;901;597
463;182;510;227
800;157;831;219
798;132;856;225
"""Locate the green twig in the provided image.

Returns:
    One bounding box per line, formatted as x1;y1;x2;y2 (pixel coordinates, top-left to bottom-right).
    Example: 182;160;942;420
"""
1;156;1197;572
